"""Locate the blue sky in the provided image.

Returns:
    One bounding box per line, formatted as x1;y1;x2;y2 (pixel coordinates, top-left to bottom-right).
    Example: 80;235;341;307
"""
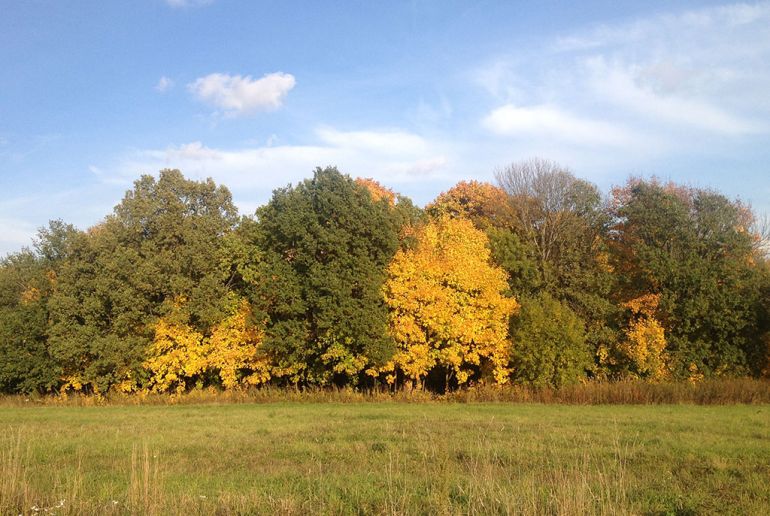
2;0;769;255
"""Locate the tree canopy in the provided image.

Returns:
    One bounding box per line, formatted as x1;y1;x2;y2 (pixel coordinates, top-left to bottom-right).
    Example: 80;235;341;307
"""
0;163;768;395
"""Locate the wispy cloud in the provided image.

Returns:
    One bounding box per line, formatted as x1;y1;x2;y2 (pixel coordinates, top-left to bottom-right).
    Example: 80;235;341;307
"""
553;2;770;52
155;76;174;93
582;57;763;135
188;72;296;117
0;217;37;254
92;126;452;203
477;1;770;154
316;127;430;155
483;104;632;146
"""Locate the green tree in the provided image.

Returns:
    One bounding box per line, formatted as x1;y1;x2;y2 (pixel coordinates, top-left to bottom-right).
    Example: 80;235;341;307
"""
510;293;591;388
0;252;55;393
494;158;618;371
48;169;239;393
759;260;770;376
250;167;401;385
0;220;81;394
610;179;764;377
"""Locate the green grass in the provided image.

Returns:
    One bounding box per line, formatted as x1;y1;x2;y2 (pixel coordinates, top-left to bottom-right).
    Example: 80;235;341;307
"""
3;403;769;514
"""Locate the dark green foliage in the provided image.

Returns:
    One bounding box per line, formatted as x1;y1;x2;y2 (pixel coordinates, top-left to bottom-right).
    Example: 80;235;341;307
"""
392;194;424;249
46;169;239;392
509;293;591;388
757;262;770;375
611;180;764;377
487;228;542;296
109;169;239;329
0;251;58;393
1;165;768;394
252;167;401;384
0;220;81;394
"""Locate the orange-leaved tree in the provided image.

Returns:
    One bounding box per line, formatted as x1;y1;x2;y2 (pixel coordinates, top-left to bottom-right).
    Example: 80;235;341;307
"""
382;216;518;388
355;177;396;206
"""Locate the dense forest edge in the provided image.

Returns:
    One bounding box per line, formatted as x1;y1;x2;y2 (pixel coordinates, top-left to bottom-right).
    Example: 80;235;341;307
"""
2;158;769;397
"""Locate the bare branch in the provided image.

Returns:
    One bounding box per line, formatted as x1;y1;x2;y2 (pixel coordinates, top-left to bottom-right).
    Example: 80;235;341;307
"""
494;158;603;265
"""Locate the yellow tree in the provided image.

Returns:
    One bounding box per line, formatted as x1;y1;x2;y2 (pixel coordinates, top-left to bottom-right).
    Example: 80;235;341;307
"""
425;180;508;229
208;298;271;389
382;216;518;387
622;294;668;380
144;317;208;393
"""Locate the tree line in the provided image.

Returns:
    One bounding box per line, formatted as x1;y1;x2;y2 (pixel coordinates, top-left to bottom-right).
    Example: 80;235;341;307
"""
1;160;768;395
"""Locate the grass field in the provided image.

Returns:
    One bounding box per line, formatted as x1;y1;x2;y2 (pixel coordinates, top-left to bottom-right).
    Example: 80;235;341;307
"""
2;402;769;515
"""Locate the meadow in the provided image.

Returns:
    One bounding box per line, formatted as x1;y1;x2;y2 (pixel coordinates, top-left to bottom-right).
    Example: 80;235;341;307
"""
2;399;769;515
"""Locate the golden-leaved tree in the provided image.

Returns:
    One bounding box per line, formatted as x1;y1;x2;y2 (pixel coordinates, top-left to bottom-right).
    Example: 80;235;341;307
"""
145;316;208;393
382;216;518;387
145;297;271;392
208;297;271;389
622;294;668;380
355;177;396;206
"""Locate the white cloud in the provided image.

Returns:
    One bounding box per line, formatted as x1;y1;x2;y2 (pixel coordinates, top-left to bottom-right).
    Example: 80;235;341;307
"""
561;2;770;119
188;72;296;117
93;127;453;213
316;127;429;155
583;57;763;135
553;2;770;53
155;76;174;93
483;104;632;146
475;1;770;160
393;156;448;177
166;141;223;161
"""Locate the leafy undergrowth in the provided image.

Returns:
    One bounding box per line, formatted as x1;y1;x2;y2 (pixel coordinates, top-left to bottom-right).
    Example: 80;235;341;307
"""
3;378;770;407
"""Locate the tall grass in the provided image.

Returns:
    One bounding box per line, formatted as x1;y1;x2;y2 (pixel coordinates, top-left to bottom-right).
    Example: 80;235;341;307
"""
0;431;29;511
2;403;768;514
1;426;636;515
449;377;770;404
0;430;82;515
128;444;162;515
2;378;769;407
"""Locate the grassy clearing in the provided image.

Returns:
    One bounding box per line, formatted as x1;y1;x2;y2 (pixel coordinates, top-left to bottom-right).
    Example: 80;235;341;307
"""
2;403;769;515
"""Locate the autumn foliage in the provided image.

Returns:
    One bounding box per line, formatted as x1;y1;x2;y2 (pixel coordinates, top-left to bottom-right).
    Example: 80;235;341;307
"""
207;297;271;389
426;180;508;228
1;164;769;395
145;317;207;393
383;216;518;387
621;294;668;380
